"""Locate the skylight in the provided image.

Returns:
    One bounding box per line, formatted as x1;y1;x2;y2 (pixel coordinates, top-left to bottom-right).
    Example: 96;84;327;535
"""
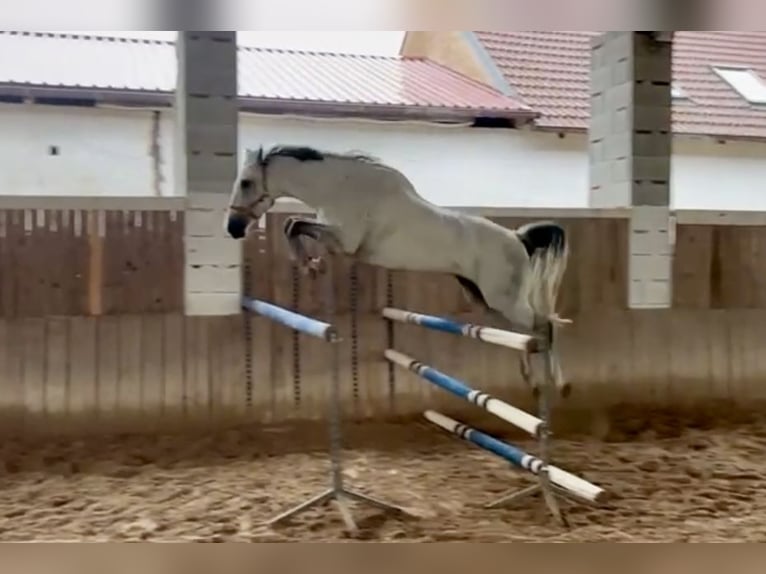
671;82;687;99
713;67;766;104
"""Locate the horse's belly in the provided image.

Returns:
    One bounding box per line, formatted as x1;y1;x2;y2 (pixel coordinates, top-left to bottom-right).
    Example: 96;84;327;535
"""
357;233;463;274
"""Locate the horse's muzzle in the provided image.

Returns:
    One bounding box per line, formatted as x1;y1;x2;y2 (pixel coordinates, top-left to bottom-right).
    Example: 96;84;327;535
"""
226;215;249;239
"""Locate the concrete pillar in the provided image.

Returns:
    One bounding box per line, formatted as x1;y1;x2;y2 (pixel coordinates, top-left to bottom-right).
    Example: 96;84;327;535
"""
175;31;241;315
588;32;673;309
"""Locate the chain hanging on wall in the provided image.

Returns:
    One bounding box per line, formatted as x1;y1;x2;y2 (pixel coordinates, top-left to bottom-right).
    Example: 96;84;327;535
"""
385;270;396;412
243;237;254;409
349;262;360;411
291;261;301;410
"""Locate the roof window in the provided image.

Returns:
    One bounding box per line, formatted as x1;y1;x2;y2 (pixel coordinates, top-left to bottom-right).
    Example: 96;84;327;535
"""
671;82;687;99
713;66;766;104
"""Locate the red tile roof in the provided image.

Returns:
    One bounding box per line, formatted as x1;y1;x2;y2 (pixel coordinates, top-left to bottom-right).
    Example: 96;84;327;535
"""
0;31;535;123
473;31;766;139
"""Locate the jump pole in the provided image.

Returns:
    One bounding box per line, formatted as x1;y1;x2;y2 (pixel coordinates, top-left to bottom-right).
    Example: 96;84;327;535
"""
243;298;338;342
383;307;539;353
243;290;406;533
384;306;576;526
424;410;606;504
384;349;544;438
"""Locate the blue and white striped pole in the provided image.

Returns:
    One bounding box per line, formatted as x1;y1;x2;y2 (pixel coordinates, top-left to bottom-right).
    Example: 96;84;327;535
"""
242;297;339;342
385;349;543;438
383;307;539;353
424;410;606;504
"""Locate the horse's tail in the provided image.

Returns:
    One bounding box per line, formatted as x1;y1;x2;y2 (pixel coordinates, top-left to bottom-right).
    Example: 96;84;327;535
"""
516;221;571;395
516;221;569;322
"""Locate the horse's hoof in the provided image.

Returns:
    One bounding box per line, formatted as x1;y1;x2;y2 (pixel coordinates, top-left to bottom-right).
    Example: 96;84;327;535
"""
558;382;572;398
298;257;327;278
308;257;327;275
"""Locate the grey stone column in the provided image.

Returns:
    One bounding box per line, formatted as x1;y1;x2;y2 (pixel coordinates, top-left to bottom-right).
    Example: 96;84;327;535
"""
588;32;674;309
175;31;241;315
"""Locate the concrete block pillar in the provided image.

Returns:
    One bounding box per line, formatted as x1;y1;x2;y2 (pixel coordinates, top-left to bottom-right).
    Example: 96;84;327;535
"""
175;31;241;315
588;32;674;309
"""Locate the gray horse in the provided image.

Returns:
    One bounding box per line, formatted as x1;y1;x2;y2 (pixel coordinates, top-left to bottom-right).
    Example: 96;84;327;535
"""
226;145;570;395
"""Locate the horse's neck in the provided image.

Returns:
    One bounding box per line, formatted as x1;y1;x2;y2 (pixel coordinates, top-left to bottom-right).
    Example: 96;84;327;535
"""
270;157;351;207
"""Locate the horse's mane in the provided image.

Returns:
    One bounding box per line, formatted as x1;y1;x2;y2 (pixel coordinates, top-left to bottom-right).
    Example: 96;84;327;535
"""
259;144;422;201
264;145;383;166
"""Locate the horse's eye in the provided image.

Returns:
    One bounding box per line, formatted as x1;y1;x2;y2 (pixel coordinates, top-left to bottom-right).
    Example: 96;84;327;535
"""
241;179;252;191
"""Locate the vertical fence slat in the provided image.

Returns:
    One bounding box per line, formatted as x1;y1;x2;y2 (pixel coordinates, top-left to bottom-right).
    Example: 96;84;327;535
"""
141;314;165;423
68;316;98;426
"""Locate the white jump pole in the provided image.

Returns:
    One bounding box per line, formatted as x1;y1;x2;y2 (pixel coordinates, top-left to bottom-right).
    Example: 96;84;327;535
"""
384;349;543;438
382;307;539;353
424;410;606;504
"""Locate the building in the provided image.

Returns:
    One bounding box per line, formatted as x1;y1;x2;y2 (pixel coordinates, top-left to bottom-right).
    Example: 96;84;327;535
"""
0;31;551;207
402;31;766;210
1;31;766;210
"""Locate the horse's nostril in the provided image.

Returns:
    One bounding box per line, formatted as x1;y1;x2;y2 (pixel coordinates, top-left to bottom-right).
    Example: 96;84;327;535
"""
227;217;248;239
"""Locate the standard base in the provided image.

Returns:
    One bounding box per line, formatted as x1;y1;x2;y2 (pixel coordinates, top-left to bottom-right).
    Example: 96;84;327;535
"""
486;483;568;527
265;487;409;534
485;480;596;528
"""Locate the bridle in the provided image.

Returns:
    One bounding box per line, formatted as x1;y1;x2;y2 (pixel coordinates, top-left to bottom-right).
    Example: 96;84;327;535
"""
228;154;271;219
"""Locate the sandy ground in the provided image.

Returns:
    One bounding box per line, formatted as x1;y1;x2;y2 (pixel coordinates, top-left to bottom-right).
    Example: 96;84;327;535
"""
1;408;766;542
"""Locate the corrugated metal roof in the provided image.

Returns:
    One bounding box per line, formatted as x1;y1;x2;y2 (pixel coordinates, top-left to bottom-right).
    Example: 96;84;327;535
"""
0;31;535;120
0;31;175;91
473;31;766;139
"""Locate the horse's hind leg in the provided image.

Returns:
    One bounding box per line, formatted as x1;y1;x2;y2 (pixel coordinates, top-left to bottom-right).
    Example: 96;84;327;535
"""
451;275;536;394
474;282;545;392
487;307;538;396
484;307;536;394
485;298;568;398
454;275;537;394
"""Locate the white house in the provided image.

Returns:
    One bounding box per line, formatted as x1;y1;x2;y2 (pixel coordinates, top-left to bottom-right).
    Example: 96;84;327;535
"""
2;31;766;210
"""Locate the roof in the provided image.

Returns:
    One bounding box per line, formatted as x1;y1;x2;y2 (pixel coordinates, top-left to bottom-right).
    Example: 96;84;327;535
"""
472;31;766;139
0;31;535;123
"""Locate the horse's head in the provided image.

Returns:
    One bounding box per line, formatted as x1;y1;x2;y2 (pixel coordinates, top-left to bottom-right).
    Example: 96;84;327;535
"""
225;146;275;239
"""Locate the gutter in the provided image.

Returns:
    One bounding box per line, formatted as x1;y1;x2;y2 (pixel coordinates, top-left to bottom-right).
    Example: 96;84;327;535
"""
0;83;538;126
532;123;766;144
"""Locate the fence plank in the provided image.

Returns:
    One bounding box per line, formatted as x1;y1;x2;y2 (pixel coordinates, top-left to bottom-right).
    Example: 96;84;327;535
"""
117;315;143;422
45;317;69;424
162;314;186;423
68;316;98;423
141;314;165;422
22;319;46;421
0;319;24;431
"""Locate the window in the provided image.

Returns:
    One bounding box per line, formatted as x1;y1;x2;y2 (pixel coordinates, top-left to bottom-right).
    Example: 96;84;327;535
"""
713;67;766;104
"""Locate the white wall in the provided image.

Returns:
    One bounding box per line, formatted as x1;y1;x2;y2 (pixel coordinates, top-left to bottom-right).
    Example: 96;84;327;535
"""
0;103;173;197
671;138;766;211
2;102;766;210
238;115;587;208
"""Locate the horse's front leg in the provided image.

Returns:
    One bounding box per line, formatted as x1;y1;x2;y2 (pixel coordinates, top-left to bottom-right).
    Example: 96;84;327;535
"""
282;216;313;270
283;217;342;276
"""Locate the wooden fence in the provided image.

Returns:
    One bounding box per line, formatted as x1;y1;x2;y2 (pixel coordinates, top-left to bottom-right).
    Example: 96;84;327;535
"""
674;216;766;309
2;198;766;435
0;198;184;317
